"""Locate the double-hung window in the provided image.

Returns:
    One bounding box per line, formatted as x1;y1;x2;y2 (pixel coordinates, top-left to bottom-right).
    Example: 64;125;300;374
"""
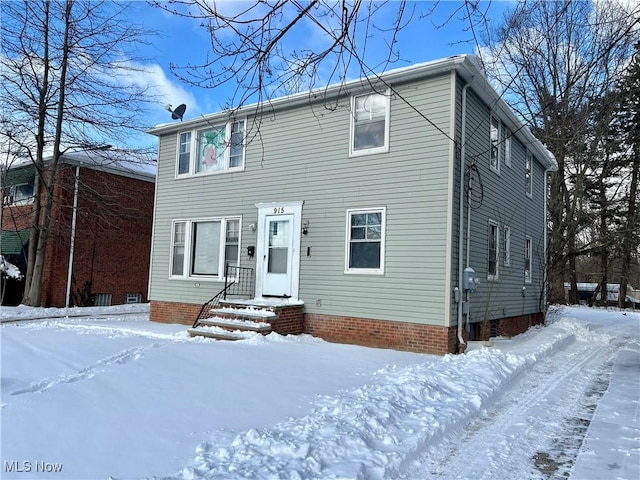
503;225;511;267
177;132;191;175
350;91;390;156
524;236;532;283
504;127;512;167
488;220;499;280
345;208;386;274
490;115;500;173
525;151;533;197
170;218;241;279
176;119;246;176
3;181;35;206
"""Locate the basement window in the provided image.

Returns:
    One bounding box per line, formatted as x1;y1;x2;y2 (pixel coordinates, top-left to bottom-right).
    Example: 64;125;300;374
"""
125;293;142;304
94;293;112;307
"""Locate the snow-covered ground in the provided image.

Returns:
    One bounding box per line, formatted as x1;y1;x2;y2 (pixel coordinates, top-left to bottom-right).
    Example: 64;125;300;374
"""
0;304;638;480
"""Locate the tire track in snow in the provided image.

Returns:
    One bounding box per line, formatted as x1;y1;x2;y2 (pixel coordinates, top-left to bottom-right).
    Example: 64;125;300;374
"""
402;336;615;480
9;343;161;397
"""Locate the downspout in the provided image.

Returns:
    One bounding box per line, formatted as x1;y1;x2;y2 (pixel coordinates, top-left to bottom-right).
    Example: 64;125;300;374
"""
542;165;553;316
457;80;474;347
65;165;80;307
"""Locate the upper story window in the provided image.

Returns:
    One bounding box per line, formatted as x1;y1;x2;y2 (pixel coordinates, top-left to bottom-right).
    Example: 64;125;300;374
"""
490;115;500;174
176;120;245;177
2;181;35;206
525;151;533;197
170;217;241;279
350;91;390;156
345;207;386;274
504;128;512;168
488;220;499;280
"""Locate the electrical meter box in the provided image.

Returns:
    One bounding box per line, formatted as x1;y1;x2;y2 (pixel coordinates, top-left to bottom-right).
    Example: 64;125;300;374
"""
463;267;479;292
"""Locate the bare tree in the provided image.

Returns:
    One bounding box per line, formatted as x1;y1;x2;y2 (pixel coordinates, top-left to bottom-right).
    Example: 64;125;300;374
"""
151;1;492;109
482;0;640;304
616;42;640;307
1;0;157;306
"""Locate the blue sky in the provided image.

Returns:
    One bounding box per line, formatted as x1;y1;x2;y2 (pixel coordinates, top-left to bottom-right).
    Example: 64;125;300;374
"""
129;1;512;130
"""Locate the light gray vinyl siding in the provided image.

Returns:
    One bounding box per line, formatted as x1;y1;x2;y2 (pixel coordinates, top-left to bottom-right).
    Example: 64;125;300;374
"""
452;86;547;324
149;73;455;326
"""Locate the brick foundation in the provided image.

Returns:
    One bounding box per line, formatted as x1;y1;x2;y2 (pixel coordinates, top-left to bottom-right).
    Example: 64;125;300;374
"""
473;313;545;341
304;313;460;355
267;304;305;335
150;300;544;355
150;300;202;325
150;300;305;335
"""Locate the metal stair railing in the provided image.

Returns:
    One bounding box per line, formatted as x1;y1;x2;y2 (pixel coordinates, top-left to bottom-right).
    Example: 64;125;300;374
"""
192;264;255;328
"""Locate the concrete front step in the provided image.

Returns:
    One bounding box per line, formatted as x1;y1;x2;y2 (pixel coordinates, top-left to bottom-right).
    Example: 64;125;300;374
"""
187;326;259;341
207;307;276;323
197;316;272;332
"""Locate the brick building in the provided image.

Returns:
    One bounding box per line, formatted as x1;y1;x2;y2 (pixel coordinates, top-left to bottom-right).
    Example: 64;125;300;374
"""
1;151;155;307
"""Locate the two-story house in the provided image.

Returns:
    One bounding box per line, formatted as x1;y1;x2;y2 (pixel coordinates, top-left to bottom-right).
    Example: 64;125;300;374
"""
147;55;557;354
1;151;155;307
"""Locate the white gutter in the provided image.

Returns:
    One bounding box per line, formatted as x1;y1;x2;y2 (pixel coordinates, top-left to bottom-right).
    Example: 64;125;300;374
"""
457;80;474;347
65;165;80;307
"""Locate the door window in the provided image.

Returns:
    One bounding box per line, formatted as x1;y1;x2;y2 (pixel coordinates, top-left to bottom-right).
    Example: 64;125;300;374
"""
267;220;289;274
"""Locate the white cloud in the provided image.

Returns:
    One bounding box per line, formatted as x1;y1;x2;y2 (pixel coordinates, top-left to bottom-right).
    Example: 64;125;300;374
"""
111;61;200;124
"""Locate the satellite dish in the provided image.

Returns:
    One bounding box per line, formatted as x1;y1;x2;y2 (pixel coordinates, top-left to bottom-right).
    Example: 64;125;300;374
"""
165;103;187;121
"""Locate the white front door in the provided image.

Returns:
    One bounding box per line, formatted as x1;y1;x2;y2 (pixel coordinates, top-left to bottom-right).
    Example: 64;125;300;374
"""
255;202;303;299
263;215;293;296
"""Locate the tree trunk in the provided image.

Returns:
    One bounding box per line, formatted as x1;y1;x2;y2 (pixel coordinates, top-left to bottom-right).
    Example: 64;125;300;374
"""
21;1;50;306
619;148;639;308
24;0;72;306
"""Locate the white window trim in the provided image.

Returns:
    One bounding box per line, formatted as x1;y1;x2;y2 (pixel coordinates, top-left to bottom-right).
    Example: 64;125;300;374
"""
488;220;500;281
490;115;501;175
524;236;533;284
349;89;391;157
526;150;533;198
344;207;386;275
503;225;511;267
175;119;246;178
169;216;242;280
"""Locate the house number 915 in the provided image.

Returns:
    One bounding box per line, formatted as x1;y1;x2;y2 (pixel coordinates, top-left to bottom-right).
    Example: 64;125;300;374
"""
273;207;285;214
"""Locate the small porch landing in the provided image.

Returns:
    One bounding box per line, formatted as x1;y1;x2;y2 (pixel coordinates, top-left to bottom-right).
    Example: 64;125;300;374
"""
188;298;305;341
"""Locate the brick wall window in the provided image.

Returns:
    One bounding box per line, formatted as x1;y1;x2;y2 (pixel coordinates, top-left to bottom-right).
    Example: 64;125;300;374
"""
125;293;142;304
94;293;112;307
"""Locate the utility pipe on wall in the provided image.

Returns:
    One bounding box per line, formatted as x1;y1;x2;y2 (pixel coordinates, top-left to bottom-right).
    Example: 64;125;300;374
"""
457;80;474;347
65;165;80;308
